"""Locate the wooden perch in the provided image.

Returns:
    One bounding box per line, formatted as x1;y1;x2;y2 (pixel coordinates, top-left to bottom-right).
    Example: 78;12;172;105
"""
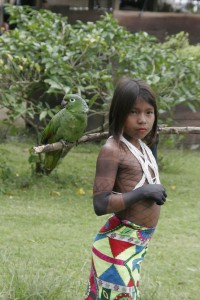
158;126;200;134
33;126;200;154
33;132;109;154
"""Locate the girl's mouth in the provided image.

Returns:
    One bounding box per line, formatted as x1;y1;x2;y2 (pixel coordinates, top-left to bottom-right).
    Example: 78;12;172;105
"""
137;128;147;132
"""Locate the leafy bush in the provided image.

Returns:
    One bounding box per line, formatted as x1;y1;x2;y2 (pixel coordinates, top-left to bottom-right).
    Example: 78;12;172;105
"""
0;5;200;139
160;31;200;113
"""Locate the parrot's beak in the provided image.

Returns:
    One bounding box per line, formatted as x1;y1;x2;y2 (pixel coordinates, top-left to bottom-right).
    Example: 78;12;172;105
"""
61;98;67;108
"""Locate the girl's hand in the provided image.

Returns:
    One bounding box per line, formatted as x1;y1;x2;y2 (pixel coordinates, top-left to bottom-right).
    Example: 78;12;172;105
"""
136;184;167;205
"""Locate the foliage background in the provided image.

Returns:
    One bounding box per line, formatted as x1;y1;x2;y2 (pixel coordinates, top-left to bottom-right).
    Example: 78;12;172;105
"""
0;4;200;140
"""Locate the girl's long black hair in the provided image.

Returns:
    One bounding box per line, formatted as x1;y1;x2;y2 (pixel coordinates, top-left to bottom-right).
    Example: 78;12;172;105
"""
109;77;158;147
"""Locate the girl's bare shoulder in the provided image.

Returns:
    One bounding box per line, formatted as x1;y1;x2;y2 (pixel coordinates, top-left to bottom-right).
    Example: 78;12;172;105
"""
98;137;121;159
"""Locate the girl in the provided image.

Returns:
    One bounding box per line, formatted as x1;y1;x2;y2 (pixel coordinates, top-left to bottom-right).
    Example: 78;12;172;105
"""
85;77;167;300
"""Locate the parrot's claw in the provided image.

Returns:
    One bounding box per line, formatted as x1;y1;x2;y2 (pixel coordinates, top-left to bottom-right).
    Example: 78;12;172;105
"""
60;139;67;146
60;139;74;149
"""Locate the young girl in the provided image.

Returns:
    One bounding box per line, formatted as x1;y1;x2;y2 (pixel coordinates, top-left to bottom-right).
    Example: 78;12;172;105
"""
85;77;167;300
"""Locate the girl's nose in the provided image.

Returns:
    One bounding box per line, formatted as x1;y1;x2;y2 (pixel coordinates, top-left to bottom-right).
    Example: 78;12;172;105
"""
138;114;147;123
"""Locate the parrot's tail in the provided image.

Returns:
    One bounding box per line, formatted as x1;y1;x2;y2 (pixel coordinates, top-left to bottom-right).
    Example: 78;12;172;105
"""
43;150;62;175
43;146;73;174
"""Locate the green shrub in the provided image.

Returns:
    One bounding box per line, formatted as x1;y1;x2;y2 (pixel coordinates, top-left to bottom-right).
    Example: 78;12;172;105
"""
0;6;200;140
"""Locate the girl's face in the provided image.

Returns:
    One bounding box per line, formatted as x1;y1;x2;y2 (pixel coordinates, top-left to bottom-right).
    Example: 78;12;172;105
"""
123;97;155;144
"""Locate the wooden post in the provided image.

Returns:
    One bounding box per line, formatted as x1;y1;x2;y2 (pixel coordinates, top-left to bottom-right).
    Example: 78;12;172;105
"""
88;0;95;10
112;0;120;10
107;0;112;9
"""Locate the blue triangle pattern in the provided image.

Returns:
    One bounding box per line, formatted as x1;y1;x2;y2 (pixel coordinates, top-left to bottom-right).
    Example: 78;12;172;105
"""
135;245;144;254
94;233;107;242
99;264;125;286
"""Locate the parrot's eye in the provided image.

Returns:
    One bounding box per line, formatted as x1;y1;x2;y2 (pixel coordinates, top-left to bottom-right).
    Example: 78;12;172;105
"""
70;98;76;102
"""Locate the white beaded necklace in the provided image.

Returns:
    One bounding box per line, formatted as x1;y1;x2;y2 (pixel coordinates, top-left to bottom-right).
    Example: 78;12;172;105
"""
120;136;160;190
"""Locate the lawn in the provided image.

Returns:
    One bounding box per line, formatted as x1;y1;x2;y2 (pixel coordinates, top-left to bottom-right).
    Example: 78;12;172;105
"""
0;140;199;300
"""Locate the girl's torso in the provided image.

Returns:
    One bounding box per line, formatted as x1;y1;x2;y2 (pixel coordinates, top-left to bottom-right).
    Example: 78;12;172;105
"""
112;139;161;227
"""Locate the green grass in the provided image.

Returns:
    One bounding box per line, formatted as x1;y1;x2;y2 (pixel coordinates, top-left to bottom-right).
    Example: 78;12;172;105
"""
0;140;200;299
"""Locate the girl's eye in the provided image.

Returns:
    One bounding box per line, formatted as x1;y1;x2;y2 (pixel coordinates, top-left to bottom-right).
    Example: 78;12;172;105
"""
146;111;154;115
131;110;137;114
70;98;76;102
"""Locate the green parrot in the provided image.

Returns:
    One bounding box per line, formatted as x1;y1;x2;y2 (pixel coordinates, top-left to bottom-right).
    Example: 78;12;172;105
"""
40;94;88;174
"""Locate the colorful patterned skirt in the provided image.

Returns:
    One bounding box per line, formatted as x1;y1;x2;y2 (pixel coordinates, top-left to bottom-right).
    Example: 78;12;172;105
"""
85;214;156;300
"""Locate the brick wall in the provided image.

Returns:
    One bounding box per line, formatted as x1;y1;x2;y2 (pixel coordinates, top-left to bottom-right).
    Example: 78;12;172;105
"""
113;10;200;44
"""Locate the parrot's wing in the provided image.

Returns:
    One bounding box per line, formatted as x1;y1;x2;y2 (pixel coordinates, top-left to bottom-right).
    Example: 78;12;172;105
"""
40;111;63;144
40;125;52;144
